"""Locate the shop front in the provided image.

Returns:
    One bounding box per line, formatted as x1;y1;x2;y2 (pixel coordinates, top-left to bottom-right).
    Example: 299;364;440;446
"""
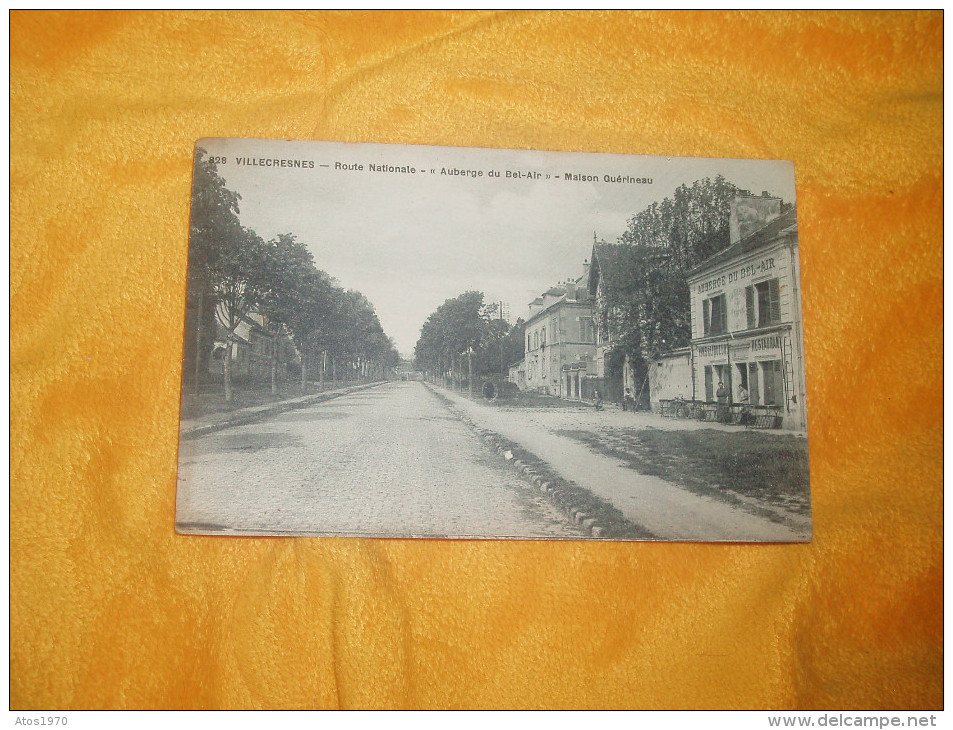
690;328;800;428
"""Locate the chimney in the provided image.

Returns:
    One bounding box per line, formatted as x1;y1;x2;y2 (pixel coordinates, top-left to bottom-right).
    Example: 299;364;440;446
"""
565;279;577;301
729;194;782;244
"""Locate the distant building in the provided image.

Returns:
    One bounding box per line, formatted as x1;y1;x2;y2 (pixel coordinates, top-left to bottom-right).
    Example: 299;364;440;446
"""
686;195;806;429
523;269;597;398
210;312;297;381
483;301;512;325
396;361;423;381
508;358;526;390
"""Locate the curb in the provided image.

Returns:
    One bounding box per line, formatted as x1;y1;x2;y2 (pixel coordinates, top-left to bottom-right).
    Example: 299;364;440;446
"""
426;384;655;540
180;381;387;440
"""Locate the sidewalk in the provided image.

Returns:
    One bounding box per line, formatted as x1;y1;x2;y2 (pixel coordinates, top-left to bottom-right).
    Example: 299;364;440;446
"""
432;385;807;542
179;381;386;439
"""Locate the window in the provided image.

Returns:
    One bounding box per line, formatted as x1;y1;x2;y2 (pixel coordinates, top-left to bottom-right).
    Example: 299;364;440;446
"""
746;279;781;329
761;360;784;406
748;363;760;405
527;334;531;352
579;317;595;343
703;294;727;335
541;328;546;348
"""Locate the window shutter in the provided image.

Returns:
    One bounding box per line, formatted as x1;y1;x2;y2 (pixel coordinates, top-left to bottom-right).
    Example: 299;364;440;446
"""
746;286;756;329
769;279;781;323
703;299;711;335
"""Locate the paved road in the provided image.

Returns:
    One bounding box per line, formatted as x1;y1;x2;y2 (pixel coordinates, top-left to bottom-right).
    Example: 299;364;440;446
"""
176;381;583;538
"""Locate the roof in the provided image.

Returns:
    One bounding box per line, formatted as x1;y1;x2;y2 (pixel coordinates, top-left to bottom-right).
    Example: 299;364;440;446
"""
588;241;660;296
688;208;798;278
524;271;592;324
524;292;591;325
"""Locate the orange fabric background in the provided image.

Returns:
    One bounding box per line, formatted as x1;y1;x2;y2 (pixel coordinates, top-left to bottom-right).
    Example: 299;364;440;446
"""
10;10;942;709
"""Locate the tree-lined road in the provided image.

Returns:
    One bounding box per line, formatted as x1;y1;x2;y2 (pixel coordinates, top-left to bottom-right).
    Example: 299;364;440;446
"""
176;381;583;538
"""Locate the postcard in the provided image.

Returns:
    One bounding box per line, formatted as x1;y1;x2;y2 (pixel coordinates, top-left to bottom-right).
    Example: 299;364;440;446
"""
176;138;811;541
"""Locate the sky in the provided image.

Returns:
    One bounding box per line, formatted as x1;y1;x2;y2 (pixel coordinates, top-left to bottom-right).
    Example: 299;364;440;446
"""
197;138;797;356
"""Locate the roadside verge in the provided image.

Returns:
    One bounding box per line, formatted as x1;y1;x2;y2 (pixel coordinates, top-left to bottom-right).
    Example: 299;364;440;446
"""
428;383;807;542
180;381;388;440
427;385;656;540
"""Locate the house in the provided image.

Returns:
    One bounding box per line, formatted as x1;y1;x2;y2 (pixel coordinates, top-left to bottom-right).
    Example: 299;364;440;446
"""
210;311;298;382
508;358;526;390
522;269;597;398
686;195;806;429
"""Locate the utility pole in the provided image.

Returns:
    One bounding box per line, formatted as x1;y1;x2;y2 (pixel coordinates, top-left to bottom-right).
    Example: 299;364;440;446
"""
500;302;505;376
468;347;473;399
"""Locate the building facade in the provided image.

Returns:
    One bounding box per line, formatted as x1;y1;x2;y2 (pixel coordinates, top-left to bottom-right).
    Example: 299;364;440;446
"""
210;312;298;382
686;197;806;429
522;275;597;398
508;358;526;390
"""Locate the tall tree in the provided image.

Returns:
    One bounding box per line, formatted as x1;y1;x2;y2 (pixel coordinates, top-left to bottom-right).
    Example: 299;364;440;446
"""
605;176;750;396
287;269;339;392
414;291;487;387
211;226;271;402
185;148;242;389
258;233;316;394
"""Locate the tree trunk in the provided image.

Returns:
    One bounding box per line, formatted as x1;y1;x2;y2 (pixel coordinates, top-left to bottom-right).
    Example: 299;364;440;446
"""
193;285;204;394
270;333;278;396
300;348;307;393
320;350;326;391
224;334;233;403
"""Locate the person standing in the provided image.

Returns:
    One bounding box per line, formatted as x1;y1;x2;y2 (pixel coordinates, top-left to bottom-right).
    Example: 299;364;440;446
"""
716;381;729;423
716;381;728;403
623;386;635;412
737;383;751;425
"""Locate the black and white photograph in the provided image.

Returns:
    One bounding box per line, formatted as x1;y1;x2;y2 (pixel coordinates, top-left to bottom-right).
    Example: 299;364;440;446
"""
176;138;811;541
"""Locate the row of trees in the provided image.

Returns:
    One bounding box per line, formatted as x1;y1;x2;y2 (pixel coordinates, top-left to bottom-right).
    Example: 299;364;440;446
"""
413;291;525;388
185;148;399;401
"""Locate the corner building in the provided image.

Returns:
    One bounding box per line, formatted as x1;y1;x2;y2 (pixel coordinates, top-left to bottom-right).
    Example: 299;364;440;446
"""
522;274;596;397
687;196;807;430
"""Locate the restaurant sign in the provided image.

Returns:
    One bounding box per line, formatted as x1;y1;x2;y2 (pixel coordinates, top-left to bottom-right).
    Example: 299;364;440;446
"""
750;334;782;356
